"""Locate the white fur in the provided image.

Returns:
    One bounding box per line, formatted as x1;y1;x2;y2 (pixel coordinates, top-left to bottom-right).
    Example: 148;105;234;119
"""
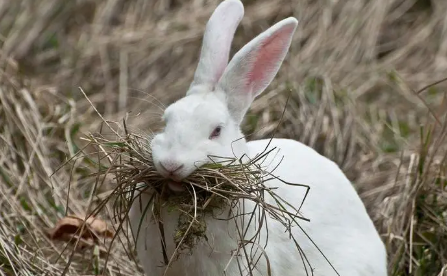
130;0;388;275
188;0;244;95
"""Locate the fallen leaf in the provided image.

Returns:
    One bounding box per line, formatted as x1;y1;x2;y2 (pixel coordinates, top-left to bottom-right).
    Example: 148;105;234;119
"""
86;216;114;238
48;215;114;242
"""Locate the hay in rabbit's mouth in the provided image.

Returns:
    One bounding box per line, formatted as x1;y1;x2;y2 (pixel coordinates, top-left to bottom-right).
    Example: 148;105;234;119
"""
81;124;311;274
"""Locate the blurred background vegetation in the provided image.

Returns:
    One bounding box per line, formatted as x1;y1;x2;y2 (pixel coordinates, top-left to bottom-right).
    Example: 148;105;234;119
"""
0;0;446;275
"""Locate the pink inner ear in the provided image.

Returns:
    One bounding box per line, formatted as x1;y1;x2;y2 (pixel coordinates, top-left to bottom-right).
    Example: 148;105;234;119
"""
246;25;294;92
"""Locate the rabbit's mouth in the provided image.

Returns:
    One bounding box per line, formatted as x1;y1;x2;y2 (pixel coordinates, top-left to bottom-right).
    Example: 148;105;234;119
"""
167;180;186;192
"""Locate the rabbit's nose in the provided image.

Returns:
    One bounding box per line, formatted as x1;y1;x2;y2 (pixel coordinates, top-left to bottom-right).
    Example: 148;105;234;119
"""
159;161;184;176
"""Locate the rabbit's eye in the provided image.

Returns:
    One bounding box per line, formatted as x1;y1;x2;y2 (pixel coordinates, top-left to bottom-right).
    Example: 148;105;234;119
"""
209;126;222;139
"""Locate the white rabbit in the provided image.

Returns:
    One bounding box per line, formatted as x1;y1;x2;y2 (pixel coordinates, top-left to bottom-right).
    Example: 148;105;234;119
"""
129;0;388;275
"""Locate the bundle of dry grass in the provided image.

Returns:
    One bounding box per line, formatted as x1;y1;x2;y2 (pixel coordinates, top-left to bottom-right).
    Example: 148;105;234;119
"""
80;118;310;268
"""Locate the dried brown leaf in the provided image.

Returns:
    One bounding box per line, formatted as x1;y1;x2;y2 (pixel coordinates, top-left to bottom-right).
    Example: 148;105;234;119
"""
48;215;114;242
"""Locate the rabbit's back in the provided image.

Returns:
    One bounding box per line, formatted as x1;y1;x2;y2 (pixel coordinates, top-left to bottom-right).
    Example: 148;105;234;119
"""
244;138;387;276
130;138;387;276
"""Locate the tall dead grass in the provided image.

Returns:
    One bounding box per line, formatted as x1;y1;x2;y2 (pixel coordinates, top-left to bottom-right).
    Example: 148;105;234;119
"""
0;0;447;275
0;68;140;275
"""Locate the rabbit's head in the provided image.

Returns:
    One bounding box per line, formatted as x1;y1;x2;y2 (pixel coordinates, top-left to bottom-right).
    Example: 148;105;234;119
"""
151;0;298;191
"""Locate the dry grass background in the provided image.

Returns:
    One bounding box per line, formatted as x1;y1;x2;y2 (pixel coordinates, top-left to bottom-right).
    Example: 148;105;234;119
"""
0;0;446;275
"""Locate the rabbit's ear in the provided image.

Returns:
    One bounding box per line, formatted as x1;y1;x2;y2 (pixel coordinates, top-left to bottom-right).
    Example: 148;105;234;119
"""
216;17;298;123
187;0;244;96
